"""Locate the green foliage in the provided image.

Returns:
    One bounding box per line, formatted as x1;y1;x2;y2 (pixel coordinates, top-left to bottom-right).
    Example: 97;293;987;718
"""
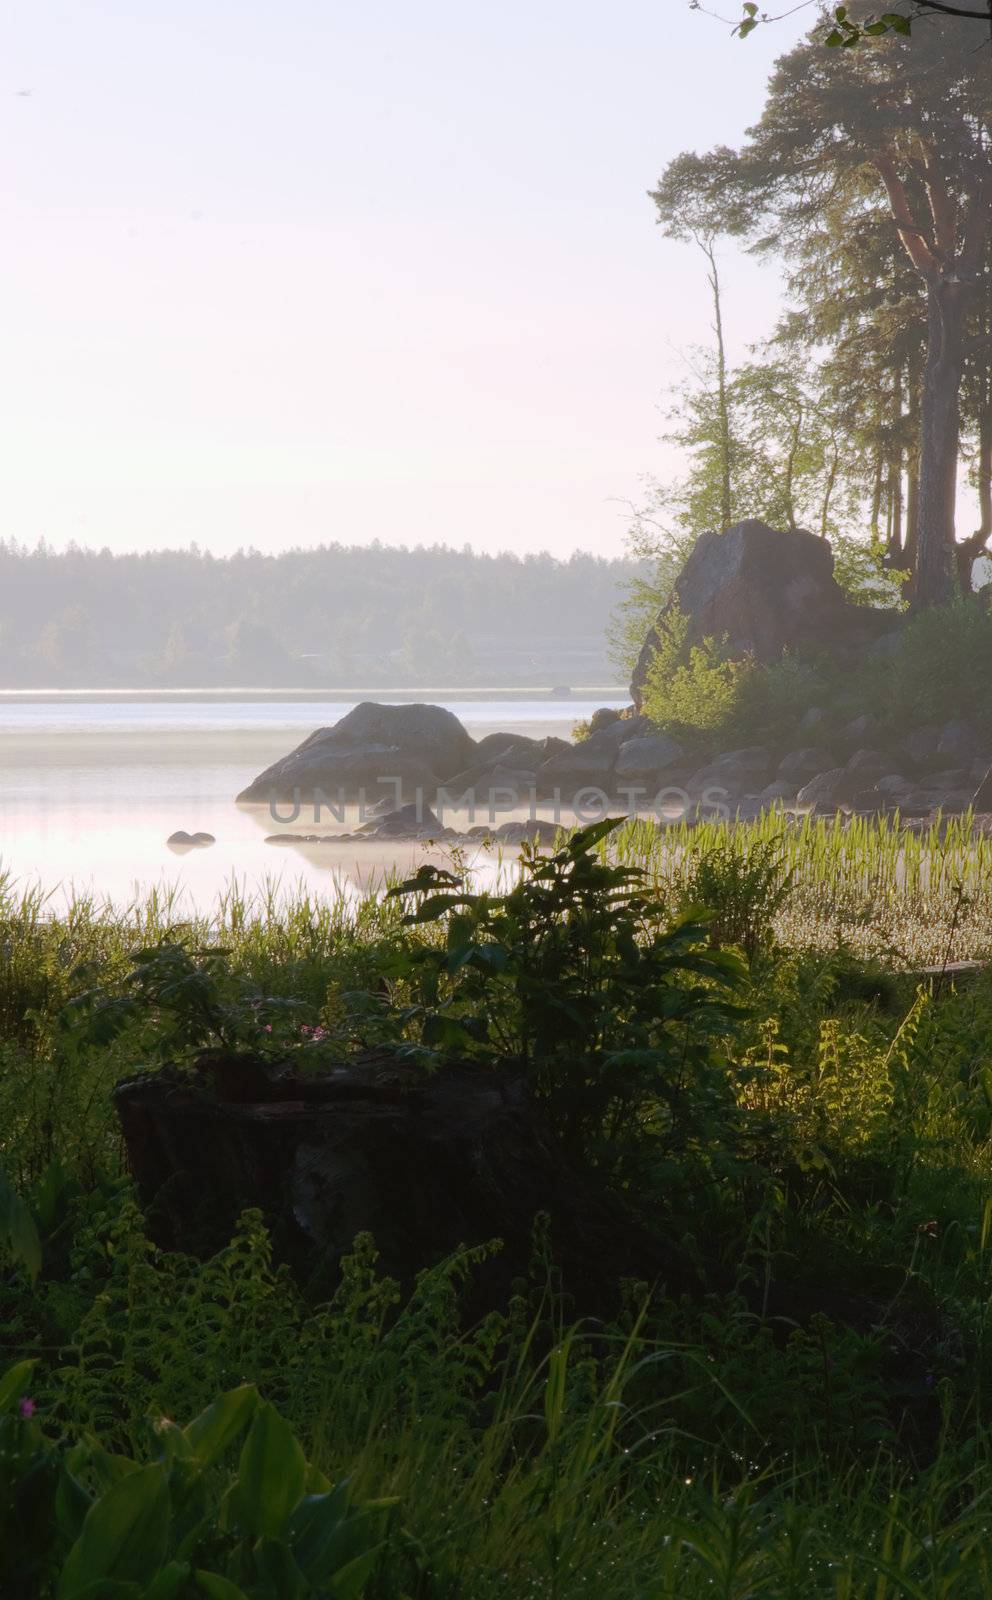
13;842;992;1592
680;836;792;961
638;589;992;750
60;938;318;1070
0;1363;391;1600
639;603;756;738
0;1164;42;1284
736;2;925;46
383;820;747;1172
606;562;674;680
855;593;992;736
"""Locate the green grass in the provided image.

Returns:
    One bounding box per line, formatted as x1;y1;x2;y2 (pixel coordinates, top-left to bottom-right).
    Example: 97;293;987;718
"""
7;831;992;1594
611;809;992;966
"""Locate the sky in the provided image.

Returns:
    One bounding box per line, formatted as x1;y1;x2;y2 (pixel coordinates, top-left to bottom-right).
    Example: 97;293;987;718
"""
3;0;813;560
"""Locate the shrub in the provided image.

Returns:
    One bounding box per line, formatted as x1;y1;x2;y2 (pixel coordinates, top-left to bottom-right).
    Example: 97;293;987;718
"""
383;820;747;1176
640;604;756;738
679;837;792;960
862;593;992;736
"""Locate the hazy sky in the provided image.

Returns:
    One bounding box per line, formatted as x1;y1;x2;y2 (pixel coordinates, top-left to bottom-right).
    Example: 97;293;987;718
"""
4;1;812;560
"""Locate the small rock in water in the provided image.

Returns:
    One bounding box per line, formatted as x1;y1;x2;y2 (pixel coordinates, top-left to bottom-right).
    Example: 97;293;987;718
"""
368;801;443;839
191;832;215;847
166;831;194;849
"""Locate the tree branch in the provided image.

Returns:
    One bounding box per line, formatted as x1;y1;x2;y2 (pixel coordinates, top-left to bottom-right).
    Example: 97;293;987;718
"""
907;1;991;18
919;147;958;265
873;155;941;280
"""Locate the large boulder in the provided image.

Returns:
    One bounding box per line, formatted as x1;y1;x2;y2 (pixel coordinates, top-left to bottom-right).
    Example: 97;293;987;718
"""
938;719;982;762
613;732;686;781
534;716;653;798
472;732;570;769
631;521;890;708
797;767;865;812
238;701;475;803
777;746;835;782
441;763;540;809
687;746;771;797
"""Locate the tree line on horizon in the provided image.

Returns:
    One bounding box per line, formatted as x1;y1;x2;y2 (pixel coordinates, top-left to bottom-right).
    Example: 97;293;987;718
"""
0;540;648;690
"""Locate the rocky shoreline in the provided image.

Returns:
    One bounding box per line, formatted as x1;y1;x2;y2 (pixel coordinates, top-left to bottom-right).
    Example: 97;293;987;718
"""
236;698;992;845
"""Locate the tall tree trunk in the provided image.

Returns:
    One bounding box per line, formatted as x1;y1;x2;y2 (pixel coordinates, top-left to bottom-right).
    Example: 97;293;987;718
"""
913;282;968;608
905;371;921;573
820;436;840;539
956;409;992;590
699;237;733;529
889;459;904;565
887;365;904;566
783;404;802;530
870;451;884;545
873;155;990;608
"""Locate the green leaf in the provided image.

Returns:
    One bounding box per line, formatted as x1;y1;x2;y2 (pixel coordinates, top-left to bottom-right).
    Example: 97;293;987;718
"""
254;1537;306;1597
233;1402;307;1538
63;1584;142;1599
743;1;759;11
0;1357;36;1411
567;817;623;855
195;1575;250;1600
56;1465;94;1545
824;27;845;45
58;1463;171;1599
0;1167;42;1282
183;1384;258;1469
288;1484;355;1584
326;1547;383;1599
142;1563;190;1600
738;16;759;36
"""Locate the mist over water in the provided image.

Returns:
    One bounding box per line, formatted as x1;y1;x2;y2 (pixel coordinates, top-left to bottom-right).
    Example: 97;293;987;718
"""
0;692;625;911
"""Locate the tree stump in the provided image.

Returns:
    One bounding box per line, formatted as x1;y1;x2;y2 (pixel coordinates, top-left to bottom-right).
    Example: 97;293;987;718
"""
113;1055;666;1309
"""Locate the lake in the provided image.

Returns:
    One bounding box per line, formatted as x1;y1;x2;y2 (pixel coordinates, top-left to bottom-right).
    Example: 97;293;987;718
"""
0;691;625;914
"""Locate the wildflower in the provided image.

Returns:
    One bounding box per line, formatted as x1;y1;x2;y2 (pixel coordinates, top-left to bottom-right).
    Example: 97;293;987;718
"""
18;1398;35;1419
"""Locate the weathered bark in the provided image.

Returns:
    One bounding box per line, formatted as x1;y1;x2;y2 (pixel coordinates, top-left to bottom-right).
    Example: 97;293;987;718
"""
906;440;920;571
873;152;991;608
914;284;969;606
887;367;905;566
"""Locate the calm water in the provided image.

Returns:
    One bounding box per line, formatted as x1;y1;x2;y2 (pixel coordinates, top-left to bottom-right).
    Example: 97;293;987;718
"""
0;693;625;913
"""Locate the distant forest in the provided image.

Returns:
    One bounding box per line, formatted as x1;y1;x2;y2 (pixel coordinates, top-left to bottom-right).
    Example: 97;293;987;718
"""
0;541;644;689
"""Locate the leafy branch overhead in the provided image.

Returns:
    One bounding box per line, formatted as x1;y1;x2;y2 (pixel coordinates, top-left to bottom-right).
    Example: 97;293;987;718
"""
732;1;991;42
